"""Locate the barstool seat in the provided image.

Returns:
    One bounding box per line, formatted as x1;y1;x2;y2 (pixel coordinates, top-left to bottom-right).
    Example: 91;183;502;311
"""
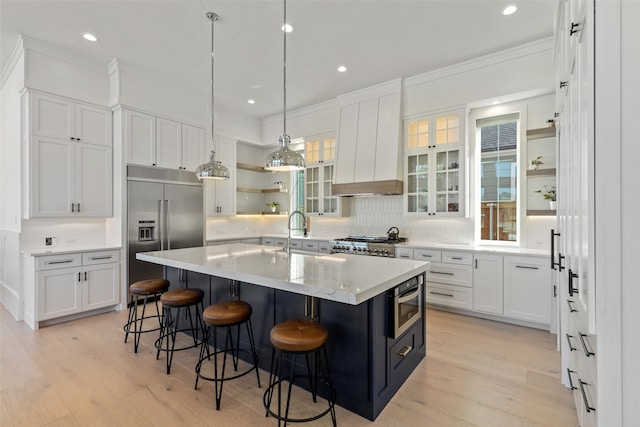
124;279;170;353
195;300;261;410
264;318;336;426
155;288;205;374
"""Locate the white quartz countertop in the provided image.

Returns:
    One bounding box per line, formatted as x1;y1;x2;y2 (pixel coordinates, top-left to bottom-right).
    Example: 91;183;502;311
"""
396;241;548;256
22;245;122;256
137;244;428;305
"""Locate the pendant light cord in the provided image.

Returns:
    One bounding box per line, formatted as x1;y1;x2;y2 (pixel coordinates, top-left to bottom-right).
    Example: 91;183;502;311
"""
208;12;218;158
282;0;287;145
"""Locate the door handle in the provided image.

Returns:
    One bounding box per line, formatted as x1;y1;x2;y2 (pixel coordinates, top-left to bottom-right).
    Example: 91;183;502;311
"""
165;199;171;250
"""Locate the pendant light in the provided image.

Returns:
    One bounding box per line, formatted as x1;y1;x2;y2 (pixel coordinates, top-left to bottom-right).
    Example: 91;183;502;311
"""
196;12;230;180
264;0;305;171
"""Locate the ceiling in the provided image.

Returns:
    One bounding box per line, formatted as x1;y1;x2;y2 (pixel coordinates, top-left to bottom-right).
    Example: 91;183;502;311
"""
0;0;556;119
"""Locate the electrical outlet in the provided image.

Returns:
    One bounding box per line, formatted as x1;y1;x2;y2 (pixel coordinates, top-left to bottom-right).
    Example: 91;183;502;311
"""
45;237;53;246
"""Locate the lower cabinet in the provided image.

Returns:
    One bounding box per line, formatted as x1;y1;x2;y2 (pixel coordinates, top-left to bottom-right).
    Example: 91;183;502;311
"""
472;254;503;315
424;251;473;310
33;249;120;326
503;256;551;324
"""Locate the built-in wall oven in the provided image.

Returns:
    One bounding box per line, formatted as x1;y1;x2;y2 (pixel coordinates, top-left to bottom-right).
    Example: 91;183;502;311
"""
388;274;423;339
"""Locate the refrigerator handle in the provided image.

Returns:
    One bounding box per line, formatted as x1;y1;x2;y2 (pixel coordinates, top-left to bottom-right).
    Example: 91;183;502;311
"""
166;199;171;250
159;199;164;251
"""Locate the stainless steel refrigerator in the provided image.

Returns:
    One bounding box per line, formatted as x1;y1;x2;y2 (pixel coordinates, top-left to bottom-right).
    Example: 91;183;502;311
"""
127;165;204;290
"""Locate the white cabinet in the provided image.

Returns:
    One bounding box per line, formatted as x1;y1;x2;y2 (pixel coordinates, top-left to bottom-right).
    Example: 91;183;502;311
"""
405;109;465;217
205;166;236;217
503;256;551;324
425;250;473;310
125;109;207;171
473;254;503;315
32;250;120;327
25;91;113;218
305;134;347;216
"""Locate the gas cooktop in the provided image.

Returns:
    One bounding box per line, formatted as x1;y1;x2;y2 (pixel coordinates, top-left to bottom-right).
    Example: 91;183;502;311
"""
331;235;407;257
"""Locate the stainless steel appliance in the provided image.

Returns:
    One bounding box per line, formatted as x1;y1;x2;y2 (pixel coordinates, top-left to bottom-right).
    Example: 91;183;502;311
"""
331;234;407;257
388;274;423;338
127;165;204;289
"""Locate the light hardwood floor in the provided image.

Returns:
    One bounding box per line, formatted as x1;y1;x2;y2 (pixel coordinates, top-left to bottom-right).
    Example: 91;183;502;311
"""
0;305;578;426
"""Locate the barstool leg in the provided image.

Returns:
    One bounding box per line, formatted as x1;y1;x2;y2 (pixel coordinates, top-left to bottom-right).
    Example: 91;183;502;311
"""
322;345;337;427
265;347;277;417
133;295;150;353
124;294;136;344
283;353;297;427
246;319;261;387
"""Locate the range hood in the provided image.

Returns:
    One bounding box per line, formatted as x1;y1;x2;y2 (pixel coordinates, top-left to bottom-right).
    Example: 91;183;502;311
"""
332;79;403;197
332;180;403;197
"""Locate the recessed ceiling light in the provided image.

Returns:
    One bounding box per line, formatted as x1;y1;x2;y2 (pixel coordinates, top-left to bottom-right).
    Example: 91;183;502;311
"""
82;33;99;42
247;99;256;104
281;23;294;33
492;100;501;105
502;5;518;16
337;66;347;73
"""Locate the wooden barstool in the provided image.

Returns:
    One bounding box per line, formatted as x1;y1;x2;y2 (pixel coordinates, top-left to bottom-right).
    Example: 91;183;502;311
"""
263;319;336;426
123;279;170;353
195;300;261;410
155;288;205;374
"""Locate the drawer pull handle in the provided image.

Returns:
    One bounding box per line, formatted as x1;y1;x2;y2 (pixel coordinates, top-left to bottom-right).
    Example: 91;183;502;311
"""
515;265;539;270
430;271;454;276
567;299;578;312
429;291;454;297
48;259;74;265
566;369;578;390
566;334;577;351
420;254;432;258
400;255;411;259
578;333;595;357
579;380;596;412
397;345;413;357
89;256;113;260
450;257;463;260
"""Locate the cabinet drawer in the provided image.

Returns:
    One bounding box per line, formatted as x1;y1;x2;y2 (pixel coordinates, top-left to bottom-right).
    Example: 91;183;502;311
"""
425;283;472;310
395;248;413;259
82;250;120;265
413;249;441;262
426;262;472;287
37;253;82;271
273;238;287;248
261;238;274;245
442;251;472;265
318;242;331;254
289;240;303;250
301;241;319;252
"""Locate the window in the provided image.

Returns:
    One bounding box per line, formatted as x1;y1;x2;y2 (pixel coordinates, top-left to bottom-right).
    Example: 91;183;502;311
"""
476;113;520;243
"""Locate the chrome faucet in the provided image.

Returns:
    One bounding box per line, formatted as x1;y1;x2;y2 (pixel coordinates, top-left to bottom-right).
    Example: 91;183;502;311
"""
286;210;308;253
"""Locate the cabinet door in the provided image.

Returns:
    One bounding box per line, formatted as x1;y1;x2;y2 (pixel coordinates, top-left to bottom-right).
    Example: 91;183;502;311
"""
503;256;551;324
433;146;461;215
473;254;503;315
75;143;112;217
181;124;206;171
38;268;82;320
83;263;120;311
204;167;236;217
215;137;237;167
156;118;181;169
31;93;74;140
305;166;320;214
75;103;112;146
126;110;156;166
30;136;74;217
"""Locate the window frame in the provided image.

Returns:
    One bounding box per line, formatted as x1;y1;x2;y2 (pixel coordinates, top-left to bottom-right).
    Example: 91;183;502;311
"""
470;103;528;247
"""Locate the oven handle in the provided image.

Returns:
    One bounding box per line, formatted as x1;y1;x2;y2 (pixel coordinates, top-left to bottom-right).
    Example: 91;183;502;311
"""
397;287;421;303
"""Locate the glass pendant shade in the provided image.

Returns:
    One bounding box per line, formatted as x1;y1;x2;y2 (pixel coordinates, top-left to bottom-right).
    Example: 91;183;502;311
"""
196;11;230;180
265;135;305;171
196;150;230;179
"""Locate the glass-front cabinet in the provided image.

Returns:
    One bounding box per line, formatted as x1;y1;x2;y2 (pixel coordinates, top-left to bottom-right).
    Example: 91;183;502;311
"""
304;134;347;216
405;109;464;217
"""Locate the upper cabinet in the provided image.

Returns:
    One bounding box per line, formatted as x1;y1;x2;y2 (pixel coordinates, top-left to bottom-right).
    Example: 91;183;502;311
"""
404;108;465;217
333;79;403;195
304;135;348;216
125;109;207;171
204;137;237;217
24;91;113;218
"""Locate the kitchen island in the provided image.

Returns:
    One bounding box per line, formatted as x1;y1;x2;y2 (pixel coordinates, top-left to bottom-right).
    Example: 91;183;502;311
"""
137;244;428;420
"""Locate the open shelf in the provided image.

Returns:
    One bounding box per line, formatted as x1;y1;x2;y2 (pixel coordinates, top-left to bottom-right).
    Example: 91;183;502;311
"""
527;210;557;216
526;127;556;140
526;168;556;177
237;162;266;172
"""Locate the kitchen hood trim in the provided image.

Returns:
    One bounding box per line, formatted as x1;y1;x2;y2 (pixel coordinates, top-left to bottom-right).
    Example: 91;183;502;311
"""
332;180;403;196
